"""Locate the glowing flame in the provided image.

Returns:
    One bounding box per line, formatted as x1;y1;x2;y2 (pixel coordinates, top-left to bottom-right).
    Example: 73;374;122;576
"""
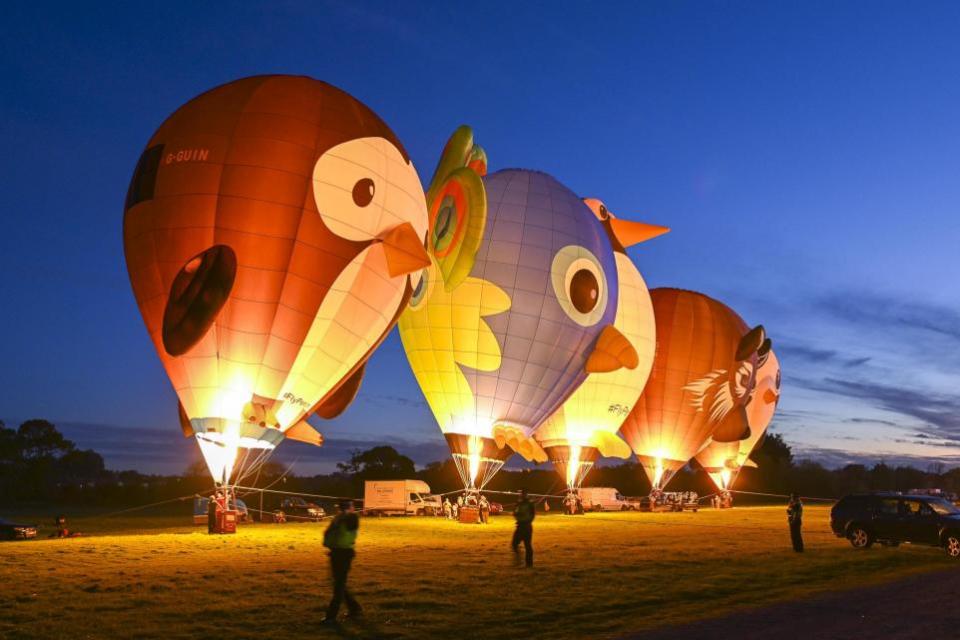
567;445;581;489
468;435;482;489
719;468;732;490
652;458;665;489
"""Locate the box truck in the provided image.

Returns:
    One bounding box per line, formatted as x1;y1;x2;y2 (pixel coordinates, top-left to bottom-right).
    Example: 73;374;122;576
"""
577;487;635;512
363;480;443;516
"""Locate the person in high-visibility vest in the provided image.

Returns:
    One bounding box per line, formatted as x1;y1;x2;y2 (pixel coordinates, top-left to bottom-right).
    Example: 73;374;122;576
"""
512;489;536;567
322;500;362;623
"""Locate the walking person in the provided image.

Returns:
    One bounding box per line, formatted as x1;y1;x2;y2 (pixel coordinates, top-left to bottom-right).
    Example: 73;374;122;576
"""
511;489;535;567
787;492;804;553
322;500;363;623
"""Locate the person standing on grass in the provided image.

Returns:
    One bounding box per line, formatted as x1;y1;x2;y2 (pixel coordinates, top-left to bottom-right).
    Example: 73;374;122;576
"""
479;494;490;524
322;500;362;623
787;493;804;553
512;489;535;567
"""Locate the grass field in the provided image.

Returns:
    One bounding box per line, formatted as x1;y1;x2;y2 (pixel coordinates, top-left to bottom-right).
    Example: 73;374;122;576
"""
1;506;953;639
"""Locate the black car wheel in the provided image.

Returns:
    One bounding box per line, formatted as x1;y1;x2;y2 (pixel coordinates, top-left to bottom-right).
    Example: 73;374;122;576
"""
944;535;960;558
848;526;873;549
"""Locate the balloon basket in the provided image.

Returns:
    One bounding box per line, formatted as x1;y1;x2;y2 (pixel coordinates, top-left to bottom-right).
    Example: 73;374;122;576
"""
459;506;480;524
210;509;237;535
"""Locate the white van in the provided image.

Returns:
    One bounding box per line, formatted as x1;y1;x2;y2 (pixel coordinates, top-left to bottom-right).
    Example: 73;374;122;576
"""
578;487;634;512
363;480;443;516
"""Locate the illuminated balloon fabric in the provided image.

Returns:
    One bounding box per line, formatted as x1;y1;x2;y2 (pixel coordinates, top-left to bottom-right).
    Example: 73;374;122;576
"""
124;75;429;481
535;198;669;489
400;165;627;487
695;349;780;491
618;288;766;490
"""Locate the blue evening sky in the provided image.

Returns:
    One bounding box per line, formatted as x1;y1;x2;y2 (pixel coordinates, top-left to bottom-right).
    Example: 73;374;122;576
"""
1;2;958;473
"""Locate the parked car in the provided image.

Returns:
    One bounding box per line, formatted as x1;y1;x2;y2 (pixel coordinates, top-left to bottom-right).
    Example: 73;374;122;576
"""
0;519;38;540
830;493;960;557
278;497;325;521
488;501;504;515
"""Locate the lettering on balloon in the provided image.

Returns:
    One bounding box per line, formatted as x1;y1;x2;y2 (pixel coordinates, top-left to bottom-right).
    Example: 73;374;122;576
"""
607;404;630;417
282;392;310;409
165;148;210;164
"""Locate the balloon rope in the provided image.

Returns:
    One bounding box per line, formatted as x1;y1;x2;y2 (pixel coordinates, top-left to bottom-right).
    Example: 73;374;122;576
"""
733;489;838;503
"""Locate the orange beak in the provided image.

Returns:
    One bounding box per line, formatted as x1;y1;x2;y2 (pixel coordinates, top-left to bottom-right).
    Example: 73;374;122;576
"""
608;217;670;248
379;222;430;277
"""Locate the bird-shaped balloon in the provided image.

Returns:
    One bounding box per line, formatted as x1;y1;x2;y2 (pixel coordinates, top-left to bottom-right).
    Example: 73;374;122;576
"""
618;289;766;490
695;347;781;491
399;137;628;489
124;75;430;484
534;198;668;490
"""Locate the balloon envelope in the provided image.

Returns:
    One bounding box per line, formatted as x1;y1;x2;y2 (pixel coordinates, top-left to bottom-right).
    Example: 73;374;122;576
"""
124;75;428;482
536;252;656;488
400;169;620;487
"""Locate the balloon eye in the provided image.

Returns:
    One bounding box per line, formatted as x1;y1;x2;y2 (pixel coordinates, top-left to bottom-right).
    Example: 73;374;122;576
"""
352;178;375;207
569;269;599;313
550;245;608;327
431;196;458;254
599;204;609;219
409;268;430;309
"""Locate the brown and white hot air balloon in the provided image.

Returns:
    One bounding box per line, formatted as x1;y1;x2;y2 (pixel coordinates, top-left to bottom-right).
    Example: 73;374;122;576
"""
618;288;767;490
124;75;430;485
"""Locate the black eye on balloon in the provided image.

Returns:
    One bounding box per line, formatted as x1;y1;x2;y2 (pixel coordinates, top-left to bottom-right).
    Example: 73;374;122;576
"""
598;204;609;219
409;268;429;308
352;178;375;207
569;269;600;313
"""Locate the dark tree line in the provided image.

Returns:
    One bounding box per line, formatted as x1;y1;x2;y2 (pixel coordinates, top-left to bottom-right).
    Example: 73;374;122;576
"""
3;421;960;510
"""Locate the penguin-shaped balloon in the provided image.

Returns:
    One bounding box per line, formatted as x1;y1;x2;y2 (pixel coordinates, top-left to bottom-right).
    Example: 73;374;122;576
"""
535;198;668;490
124;75;430;483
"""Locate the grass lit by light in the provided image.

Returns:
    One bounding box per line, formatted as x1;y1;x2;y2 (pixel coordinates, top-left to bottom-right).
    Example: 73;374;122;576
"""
0;506;951;639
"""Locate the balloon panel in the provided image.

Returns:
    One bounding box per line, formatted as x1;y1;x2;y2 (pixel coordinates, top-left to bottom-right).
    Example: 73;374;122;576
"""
620;288;753;481
124;75;428;448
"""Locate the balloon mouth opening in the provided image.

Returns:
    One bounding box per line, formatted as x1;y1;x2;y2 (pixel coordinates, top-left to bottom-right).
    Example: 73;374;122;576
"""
195;430;274;485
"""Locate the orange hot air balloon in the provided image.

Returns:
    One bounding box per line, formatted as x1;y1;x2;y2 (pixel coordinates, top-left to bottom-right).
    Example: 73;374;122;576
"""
124;75;429;484
695;347;780;491
619;288;767;490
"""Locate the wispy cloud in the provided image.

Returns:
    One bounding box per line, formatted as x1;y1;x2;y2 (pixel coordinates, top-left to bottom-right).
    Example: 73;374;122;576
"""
793;377;960;438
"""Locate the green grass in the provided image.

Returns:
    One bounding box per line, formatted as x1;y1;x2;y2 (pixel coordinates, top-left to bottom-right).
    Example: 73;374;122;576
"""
0;506;952;639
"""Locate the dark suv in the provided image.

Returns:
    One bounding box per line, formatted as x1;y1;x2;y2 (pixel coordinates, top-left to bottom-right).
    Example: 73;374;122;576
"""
831;493;960;557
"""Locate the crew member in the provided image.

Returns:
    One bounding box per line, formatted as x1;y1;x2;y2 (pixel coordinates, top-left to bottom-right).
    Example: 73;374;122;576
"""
479;495;490;524
322;500;363;622
512;489;535;567
787;493;804;553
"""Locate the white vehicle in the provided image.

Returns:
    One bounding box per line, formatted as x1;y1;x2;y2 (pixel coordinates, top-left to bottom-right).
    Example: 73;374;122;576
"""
363;480;443;516
578;487;634;512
